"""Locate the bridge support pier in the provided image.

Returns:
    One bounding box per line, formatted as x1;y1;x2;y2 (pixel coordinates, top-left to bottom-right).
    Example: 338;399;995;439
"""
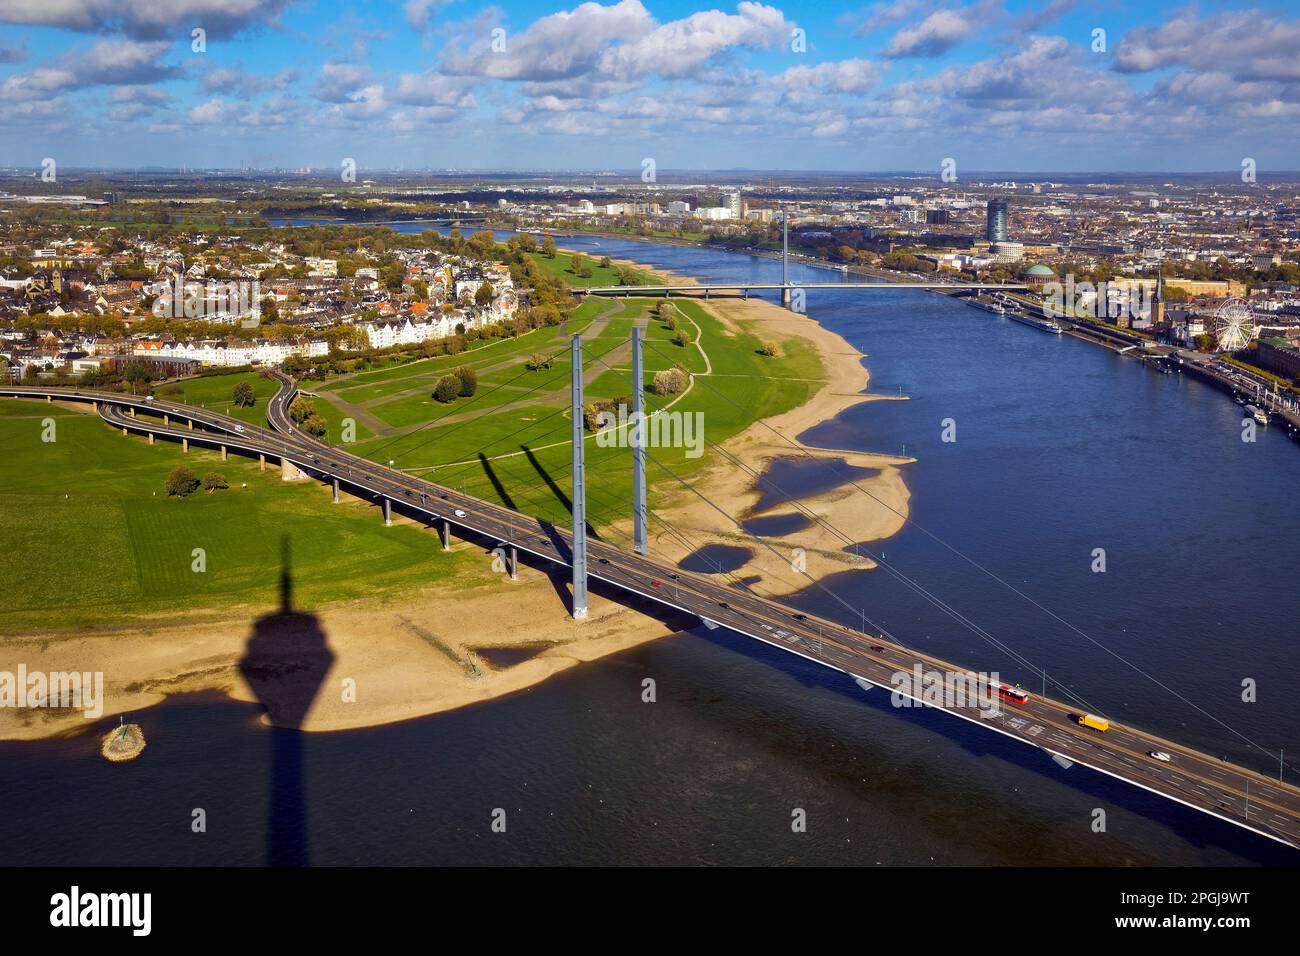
383;497;391;526
332;477;340;504
570;333;589;620
221;445;227;461
128;406;135;418
46;395;51;403
780;286;791;309
182;438;188;453
121;426;127;436
502;543;517;581
187;419;192;430
439;518;451;551
163;414;168;426
147;433;154;446
259;453;266;471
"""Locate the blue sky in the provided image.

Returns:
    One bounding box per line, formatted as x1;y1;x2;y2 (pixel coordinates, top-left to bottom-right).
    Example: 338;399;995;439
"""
1;0;1298;172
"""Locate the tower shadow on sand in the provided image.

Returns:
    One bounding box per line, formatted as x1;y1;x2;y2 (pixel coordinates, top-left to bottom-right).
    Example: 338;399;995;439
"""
237;537;334;867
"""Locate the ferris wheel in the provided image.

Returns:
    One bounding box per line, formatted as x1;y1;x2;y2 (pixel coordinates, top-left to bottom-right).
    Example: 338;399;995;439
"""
1213;298;1257;351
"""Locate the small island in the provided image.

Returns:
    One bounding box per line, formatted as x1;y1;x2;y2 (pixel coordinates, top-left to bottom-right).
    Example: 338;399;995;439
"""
101;722;146;763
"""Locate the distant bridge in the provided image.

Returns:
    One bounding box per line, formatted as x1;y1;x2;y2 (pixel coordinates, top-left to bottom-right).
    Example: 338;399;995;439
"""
576;281;1032;303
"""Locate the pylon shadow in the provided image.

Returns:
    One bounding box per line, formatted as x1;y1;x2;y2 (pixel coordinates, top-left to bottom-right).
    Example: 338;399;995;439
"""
236;536;334;866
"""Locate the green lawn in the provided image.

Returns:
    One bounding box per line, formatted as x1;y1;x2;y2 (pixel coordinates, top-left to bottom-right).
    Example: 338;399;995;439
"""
528;251;627;288
0;400;482;633
158;371;280;427
302;390;376;444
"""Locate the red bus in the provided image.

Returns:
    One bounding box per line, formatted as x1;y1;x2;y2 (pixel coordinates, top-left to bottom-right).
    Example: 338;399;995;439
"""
992;682;1030;705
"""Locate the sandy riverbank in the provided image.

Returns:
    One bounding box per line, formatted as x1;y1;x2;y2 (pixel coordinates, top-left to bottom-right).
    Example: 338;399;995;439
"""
1;276;911;741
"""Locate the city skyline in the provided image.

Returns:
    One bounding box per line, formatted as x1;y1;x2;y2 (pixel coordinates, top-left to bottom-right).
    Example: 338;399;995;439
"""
1;0;1298;173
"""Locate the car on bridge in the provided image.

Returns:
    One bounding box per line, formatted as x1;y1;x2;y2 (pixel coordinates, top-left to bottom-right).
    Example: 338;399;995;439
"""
1149;750;1173;763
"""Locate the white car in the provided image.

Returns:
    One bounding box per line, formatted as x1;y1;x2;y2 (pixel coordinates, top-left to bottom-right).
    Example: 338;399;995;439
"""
1148;751;1172;763
232;425;245;433
454;509;466;518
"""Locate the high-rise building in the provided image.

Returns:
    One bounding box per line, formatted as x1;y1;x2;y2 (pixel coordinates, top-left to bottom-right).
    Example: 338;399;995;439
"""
725;191;743;218
985;198;1009;243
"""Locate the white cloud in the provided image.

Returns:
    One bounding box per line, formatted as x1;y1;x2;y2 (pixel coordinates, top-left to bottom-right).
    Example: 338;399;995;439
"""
202;65;297;98
1115;7;1300;83
597;2;789;80
405;0;450;33
1;67;76;97
393;71;477;108
0;0;295;39
777;59;883;96
884;7;979;57
313;62;369;102
442;0;653;81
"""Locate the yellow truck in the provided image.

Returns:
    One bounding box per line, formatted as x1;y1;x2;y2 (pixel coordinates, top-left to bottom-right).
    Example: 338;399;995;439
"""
1077;714;1110;733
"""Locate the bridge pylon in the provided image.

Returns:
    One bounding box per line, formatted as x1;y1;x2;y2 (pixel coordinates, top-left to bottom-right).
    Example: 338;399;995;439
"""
631;326;648;556
570;334;588;620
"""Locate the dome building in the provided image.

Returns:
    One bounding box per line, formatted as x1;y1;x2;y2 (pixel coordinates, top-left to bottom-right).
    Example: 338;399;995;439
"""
1022;263;1057;287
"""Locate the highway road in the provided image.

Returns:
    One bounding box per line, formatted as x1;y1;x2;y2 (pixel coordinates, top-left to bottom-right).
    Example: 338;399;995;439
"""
5;378;1300;851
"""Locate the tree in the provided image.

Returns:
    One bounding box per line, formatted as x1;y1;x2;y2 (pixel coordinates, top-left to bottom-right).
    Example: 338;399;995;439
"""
166;465;200;498
433;376;459;403
599;255;612;269
288;395;315;423
302;414;328;437
758;342;778;357
232;381;255;407
672;329;690;347
124;361;152;392
569;253;593;279
526;352;553;371
542;236;558;258
652;367;688;395
454;365;478;397
259;295;279;322
475;281;494;306
201;471;229;492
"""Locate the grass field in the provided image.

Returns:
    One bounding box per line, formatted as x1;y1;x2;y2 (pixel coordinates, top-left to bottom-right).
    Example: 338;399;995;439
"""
528;250;626;288
158;371;280;426
0;399;483;632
